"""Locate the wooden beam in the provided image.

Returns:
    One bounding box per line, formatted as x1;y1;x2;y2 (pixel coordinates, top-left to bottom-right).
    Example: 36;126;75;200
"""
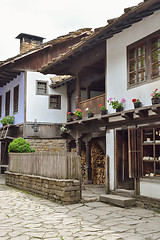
121;112;134;120
135;109;149;118
151;105;160;114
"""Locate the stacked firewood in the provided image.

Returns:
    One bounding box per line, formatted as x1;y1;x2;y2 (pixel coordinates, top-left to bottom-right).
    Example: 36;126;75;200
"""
81;150;86;181
91;141;105;185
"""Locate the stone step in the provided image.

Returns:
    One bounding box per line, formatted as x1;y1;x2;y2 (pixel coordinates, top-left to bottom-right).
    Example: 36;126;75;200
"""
100;194;135;208
114;189;134;198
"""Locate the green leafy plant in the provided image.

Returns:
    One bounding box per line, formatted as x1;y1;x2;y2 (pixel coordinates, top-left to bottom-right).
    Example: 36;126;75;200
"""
0;115;15;126
74;108;82;118
151;88;160;98
8;138;35;153
60;125;68;133
99;104;106;111
107;98;126;109
85;108;92;114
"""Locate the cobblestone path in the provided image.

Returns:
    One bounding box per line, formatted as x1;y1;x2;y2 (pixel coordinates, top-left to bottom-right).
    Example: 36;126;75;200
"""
0;181;160;239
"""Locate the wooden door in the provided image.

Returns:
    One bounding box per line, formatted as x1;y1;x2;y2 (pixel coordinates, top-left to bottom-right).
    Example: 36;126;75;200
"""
128;128;142;178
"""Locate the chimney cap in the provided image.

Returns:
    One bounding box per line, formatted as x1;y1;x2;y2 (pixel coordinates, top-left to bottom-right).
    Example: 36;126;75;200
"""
16;33;45;41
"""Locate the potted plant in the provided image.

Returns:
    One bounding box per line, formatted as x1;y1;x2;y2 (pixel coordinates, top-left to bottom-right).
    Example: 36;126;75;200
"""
60;125;69;137
99;104;108;115
107;98;125;112
74;108;82;120
151;88;160;105
86;108;94;118
67;112;73;122
132;98;142;108
0;115;15;126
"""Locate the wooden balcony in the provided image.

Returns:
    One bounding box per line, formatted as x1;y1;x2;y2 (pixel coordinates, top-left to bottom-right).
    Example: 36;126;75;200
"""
79;94;105;117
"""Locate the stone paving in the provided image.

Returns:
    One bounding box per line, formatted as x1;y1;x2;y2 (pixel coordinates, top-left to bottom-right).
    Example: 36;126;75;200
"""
0;176;160;240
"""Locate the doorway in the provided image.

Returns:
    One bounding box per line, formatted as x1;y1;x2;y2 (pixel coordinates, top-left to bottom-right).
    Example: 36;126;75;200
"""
116;130;134;190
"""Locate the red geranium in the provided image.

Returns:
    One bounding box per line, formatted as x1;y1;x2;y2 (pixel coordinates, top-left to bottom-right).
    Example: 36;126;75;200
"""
132;98;137;103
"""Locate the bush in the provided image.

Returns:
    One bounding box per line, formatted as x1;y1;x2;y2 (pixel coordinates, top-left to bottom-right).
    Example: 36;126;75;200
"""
0;115;15;125
8;138;35;153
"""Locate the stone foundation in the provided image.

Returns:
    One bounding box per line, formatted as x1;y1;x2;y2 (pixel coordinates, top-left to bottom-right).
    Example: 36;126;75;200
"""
26;139;67;152
5;171;80;204
135;195;160;212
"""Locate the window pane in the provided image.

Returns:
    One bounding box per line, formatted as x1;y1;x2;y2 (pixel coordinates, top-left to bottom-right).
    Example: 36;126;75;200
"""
129;72;136;84
129;60;136;71
37;82;47;94
138;45;145;56
5;91;10;116
138;55;145;69
152;63;160;77
152;49;160;63
138;70;145;82
152;38;160;50
49;95;61;109
14;85;19;113
129;48;136;59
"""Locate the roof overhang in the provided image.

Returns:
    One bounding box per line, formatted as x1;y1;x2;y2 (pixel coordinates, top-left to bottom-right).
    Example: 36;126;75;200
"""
41;0;160;75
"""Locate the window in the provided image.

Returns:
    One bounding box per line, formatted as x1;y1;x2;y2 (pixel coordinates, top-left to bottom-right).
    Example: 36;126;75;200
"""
127;30;160;87
0;96;2;118
5;91;10;116
36;81;48;95
142;127;160;177
13;85;19;113
49;95;61;109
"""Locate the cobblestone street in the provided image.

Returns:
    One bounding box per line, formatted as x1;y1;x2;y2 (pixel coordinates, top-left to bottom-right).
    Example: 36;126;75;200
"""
0;176;160;240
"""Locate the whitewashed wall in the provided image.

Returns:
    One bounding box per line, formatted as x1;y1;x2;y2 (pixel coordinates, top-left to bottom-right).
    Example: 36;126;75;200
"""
140;179;160;199
0;72;25;127
106;129;115;190
26;71;67;123
106;10;160;113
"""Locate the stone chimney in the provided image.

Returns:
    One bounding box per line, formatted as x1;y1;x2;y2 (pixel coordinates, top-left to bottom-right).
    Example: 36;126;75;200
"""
16;33;45;53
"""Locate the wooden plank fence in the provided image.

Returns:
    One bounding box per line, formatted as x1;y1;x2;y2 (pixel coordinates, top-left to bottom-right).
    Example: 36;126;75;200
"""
9;151;81;180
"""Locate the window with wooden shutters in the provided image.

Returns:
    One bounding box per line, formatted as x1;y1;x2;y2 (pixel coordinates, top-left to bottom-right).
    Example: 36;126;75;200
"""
127;30;160;88
36;81;48;95
128;128;142;178
49;95;61;109
5;91;10;116
13;85;19;113
0;96;2;118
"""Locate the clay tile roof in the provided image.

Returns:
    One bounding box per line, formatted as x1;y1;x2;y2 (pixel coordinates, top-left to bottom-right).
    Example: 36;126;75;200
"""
50;75;74;88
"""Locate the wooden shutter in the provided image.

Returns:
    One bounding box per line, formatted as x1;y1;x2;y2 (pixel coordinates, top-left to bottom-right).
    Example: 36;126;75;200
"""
128;128;142;178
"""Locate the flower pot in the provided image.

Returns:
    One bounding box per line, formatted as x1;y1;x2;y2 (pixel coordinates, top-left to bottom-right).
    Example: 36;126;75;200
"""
151;97;160;105
134;102;142;108
101;109;108;115
88;113;94;118
116;107;123;112
76;116;82;120
60;132;68;138
67;117;73;122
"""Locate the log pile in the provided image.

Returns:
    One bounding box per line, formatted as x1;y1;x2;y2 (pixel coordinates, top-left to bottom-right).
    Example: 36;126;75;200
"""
81;150;86;181
91;141;105;185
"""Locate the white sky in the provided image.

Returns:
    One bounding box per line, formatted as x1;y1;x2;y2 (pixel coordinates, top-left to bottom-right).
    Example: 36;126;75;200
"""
0;0;141;60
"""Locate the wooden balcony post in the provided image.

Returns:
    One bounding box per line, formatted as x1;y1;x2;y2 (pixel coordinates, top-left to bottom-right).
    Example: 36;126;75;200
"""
85;141;92;182
76;75;81;109
75;138;82;156
66;140;71;152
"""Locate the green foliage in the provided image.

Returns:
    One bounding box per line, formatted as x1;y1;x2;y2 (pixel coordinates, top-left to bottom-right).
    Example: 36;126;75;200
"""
8;138;35;153
0;115;15;125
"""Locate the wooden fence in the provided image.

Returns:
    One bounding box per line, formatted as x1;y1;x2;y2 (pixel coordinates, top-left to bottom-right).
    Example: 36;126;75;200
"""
9;151;81;180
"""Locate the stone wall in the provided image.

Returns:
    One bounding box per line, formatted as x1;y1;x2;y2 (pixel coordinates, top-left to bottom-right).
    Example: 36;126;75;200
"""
5;171;81;204
26;139;67;152
135;195;160;212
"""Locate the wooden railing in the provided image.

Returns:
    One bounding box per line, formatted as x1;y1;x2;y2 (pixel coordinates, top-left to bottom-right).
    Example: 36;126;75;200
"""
79;94;105;117
9;151;81;180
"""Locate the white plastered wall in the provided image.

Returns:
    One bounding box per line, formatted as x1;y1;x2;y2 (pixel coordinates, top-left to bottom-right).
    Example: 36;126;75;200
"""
26;71;67;123
0;72;25;127
106;129;115;190
106;10;160;193
106;10;160;113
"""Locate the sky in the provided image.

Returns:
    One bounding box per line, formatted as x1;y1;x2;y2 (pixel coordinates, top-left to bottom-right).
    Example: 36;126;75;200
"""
0;0;141;61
